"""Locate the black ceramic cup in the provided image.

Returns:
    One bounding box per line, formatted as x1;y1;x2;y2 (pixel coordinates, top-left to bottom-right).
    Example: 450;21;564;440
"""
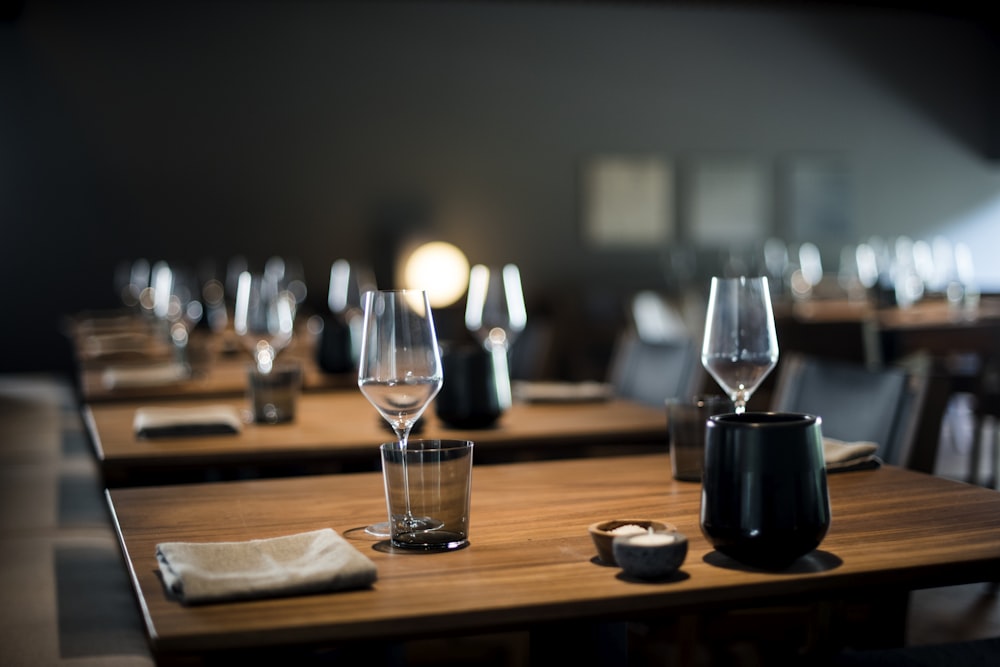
435;343;504;429
700;412;831;569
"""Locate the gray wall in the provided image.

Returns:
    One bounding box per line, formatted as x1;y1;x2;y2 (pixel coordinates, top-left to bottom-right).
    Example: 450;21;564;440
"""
2;1;999;373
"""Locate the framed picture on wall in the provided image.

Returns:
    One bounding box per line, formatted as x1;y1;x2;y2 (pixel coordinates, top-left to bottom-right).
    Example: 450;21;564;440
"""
580;155;675;248
687;156;772;246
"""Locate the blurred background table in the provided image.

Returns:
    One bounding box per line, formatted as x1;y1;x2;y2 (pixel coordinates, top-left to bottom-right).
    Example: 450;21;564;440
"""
67;313;355;403
85;391;668;487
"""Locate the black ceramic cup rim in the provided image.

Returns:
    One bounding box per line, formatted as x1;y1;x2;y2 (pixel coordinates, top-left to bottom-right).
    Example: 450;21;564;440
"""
709;412;820;429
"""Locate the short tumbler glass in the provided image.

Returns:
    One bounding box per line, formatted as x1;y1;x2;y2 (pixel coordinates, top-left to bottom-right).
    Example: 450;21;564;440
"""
246;362;302;424
667;395;732;482
380;439;474;551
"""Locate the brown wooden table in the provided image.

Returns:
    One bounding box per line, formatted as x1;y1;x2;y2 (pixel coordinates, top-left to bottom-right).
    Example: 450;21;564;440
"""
85;391;669;486
65;310;355;402
106;453;1000;665
75;336;355;403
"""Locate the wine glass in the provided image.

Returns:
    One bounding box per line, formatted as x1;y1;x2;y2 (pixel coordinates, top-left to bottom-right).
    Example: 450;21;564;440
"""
701;276;779;414
142;261;203;371
464;264;527;408
232;269;297;373
162;264;204;366
327;258;377;366
358;289;444;537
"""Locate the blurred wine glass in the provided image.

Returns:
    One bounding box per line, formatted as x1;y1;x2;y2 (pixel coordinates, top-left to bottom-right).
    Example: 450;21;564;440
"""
144;261;203;370
327;259;377;366
233;267;297;373
701;276;779;414
464;264;526;408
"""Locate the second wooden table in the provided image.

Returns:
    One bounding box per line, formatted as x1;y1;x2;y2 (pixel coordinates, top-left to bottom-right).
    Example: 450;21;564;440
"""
85;391;669;486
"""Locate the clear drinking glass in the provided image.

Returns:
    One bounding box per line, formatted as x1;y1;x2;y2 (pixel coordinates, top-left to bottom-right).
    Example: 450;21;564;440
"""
358;289;444;537
701;276;779;414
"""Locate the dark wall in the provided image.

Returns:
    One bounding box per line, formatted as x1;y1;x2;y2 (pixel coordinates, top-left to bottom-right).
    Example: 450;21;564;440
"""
2;1;998;374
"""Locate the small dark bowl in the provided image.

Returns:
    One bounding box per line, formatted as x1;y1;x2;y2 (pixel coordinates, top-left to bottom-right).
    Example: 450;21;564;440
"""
613;530;688;580
588;519;672;566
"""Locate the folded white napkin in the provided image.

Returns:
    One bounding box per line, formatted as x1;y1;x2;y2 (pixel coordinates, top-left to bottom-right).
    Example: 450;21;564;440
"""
156;528;378;604
823;437;880;472
102;362;190;389
134;405;243;438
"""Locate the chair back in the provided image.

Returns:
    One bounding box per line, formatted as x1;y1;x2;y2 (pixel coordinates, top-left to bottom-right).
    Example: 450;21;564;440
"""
770;352;929;467
606;332;703;407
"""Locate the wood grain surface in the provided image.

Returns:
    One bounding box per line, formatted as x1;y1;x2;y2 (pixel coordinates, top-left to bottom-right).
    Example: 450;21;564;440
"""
107;453;1000;660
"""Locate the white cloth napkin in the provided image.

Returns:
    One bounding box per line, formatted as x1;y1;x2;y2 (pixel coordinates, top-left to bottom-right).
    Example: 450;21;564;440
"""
155;528;378;604
823;437;880;472
134;405;243;438
102;362;190;389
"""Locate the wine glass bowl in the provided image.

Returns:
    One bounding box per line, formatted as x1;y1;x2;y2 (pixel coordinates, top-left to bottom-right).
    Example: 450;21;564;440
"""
320;259;377;372
233;269;297;373
464;264;527;350
464;264;526;410
701;276;779;414
143;261;203;371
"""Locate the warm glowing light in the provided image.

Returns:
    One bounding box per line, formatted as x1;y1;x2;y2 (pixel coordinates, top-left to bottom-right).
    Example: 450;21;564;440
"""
401;242;470;308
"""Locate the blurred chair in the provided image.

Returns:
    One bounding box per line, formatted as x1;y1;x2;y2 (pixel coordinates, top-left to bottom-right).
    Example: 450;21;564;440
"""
606;331;704;408
770;352;931;468
878;313;1000;483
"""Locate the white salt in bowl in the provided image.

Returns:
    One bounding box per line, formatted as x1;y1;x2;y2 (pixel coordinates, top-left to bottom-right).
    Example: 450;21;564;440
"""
588;519;674;565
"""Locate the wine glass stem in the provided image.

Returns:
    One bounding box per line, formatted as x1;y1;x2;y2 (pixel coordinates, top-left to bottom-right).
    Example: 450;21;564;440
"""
733;388;748;414
394;426;418;528
488;342;513;410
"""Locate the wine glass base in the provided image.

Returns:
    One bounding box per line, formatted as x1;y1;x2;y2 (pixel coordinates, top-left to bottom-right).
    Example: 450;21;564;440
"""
364;522;391;538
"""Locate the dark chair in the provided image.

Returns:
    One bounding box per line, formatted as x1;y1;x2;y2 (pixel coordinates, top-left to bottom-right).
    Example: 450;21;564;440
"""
770;352;930;468
878;314;1000;484
606;332;704;408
